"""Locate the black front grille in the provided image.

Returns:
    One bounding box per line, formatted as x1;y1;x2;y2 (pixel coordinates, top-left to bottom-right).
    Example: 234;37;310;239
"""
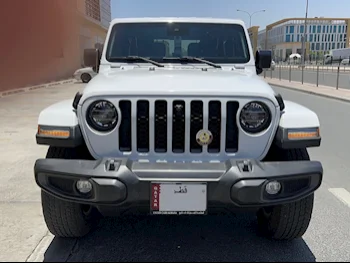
118;99;239;154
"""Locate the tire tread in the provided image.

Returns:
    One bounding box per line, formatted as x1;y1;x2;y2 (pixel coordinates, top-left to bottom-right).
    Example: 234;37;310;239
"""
258;148;315;240
41;146;97;238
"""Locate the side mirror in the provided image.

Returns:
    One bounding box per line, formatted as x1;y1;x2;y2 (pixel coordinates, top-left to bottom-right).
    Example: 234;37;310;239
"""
84;48;101;73
255;50;272;75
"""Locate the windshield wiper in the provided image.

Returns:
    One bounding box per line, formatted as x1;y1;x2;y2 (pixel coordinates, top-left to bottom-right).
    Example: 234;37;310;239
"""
109;56;164;67
163;56;222;69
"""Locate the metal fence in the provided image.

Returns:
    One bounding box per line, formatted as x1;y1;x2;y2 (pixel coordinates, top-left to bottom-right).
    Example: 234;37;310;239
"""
264;64;350;90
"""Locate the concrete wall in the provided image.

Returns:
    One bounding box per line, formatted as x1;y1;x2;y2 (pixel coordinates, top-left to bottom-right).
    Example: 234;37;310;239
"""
0;0;108;92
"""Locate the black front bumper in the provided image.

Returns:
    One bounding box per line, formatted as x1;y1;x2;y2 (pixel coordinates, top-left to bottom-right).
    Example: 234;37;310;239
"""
34;158;323;214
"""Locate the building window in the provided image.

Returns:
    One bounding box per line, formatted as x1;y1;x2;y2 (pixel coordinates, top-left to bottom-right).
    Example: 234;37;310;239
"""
327;25;329;33
323;26;326;33
318;35;320;42
300;25;304;33
313;25;316;33
316;43;320;50
290;26;295;34
332;34;334;41
286;35;291;42
340;34;343;41
85;0;101;21
309;34;313;42
285;26;289;34
339;25;342;33
317;25;321;33
328;34;330;41
297;34;300;42
292;35;294;42
311;43;315;50
334;25;337;33
321;43;324;50
332;43;335;49
325;43;328;50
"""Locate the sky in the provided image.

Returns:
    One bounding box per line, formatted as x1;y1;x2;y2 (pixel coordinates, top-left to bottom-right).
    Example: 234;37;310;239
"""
111;0;350;29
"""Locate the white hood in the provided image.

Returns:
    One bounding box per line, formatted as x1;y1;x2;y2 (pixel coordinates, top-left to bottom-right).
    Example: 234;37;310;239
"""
80;67;277;103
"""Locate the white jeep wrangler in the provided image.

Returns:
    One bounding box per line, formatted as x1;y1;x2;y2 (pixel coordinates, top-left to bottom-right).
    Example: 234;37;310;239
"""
34;17;323;240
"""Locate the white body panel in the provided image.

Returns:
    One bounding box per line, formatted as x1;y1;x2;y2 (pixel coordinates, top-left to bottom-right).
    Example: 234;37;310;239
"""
38;100;78;127
279;101;320;129
80;69;279;104
37;17;321;160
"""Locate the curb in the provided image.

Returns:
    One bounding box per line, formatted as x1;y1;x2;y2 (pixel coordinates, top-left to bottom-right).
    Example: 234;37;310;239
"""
265;80;350;104
0;78;76;99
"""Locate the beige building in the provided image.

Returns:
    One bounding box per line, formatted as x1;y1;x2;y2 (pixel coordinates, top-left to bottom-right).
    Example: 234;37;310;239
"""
249;18;350;62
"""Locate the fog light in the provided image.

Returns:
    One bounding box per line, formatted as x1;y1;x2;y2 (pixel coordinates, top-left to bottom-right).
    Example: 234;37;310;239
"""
265;181;281;195
76;180;93;194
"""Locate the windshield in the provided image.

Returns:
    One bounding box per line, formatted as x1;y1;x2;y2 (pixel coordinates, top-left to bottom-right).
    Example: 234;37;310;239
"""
105;22;251;64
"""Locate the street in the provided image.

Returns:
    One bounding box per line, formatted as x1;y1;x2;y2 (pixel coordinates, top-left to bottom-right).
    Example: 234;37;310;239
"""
267;67;350;89
1;82;350;262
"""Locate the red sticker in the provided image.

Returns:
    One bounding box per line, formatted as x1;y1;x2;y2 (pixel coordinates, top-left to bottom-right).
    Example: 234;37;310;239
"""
151;184;160;211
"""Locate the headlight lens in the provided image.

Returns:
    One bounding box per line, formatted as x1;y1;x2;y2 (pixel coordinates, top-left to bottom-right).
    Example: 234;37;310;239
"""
86;100;118;132
239;101;271;133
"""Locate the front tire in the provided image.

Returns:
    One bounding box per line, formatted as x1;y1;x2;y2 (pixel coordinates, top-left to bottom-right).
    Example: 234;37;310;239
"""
257;148;315;240
41;146;100;238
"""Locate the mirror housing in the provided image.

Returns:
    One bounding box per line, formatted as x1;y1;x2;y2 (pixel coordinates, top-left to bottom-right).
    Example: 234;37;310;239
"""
84;48;101;73
255;50;272;75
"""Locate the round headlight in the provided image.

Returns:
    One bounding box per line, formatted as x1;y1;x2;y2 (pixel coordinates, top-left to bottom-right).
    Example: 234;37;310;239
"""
239;101;271;133
86;100;118;132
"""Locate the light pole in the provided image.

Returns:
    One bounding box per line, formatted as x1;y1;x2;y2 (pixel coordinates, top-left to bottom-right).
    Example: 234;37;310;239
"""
301;0;309;67
236;9;266;28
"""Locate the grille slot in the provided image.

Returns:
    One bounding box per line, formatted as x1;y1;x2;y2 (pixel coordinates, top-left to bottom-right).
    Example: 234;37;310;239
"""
226;101;240;153
172;100;186;153
119;100;132;151
208;101;221;153
136;100;150;152
154;100;168;153
190;101;204;153
117;99;239;155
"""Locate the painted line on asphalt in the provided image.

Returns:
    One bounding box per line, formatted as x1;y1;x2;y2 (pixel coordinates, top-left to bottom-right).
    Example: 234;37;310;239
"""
26;233;54;262
329;188;350;208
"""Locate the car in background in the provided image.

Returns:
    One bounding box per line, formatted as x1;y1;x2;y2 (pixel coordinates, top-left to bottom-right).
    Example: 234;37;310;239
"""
73;67;97;83
340;58;350;65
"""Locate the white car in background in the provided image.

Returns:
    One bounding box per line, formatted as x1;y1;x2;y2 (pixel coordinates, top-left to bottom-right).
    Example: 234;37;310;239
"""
270;60;276;70
73;67;97;83
340;58;350;65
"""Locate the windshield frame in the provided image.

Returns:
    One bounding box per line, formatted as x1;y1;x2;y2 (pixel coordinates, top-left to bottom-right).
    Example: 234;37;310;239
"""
104;22;251;65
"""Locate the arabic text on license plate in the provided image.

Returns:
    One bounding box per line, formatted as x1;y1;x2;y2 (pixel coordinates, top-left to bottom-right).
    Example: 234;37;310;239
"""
150;183;207;215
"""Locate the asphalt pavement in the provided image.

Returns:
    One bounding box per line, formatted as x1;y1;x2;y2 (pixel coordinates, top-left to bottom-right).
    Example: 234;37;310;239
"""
266;68;350;89
1;82;350;262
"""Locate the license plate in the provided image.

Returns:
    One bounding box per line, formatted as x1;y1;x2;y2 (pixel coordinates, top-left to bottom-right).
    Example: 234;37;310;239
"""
150;182;207;215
